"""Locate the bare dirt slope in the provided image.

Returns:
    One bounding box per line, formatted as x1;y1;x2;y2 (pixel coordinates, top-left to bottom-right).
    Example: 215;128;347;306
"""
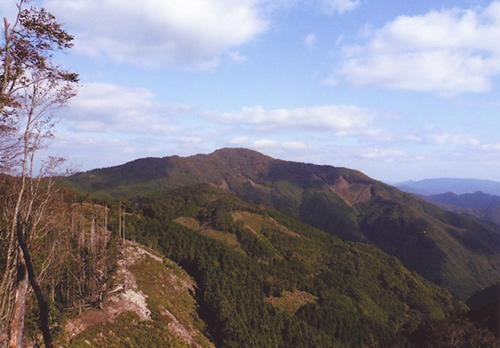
61;240;213;347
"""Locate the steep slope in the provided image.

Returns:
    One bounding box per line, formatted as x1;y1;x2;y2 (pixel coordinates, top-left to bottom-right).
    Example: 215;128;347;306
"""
423;191;500;226
467;282;500;337
398;178;500;196
121;185;462;346
59;240;213;347
66;148;500;298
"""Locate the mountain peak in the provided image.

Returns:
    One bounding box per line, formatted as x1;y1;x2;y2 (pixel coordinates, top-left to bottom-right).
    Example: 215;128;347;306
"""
67;149;500;298
210;147;271;159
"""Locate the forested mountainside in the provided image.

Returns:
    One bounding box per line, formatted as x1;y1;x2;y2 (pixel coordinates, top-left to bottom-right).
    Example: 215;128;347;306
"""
89;184;466;347
467;282;500;338
67;148;500;299
4;182;498;347
423;191;500;226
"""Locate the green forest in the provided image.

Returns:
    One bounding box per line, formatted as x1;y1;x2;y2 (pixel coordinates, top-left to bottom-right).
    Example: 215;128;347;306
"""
68;184;492;347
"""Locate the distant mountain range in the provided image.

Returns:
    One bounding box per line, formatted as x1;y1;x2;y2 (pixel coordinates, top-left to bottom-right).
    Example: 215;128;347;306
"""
397;178;500;196
423;192;500;226
66;148;500;299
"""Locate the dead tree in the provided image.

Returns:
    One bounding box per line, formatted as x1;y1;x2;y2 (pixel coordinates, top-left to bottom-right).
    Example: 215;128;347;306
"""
0;1;78;346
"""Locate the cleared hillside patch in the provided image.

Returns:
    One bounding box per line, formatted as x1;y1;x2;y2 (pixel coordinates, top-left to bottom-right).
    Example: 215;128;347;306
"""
265;291;318;315
174;216;201;231
199;228;244;252
174;216;245;253
231;211;301;238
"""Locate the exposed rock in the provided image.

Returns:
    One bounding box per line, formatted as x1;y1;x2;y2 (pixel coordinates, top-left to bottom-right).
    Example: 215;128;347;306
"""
63;240;213;347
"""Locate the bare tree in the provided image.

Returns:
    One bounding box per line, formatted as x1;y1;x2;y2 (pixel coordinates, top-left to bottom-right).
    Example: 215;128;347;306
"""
0;1;78;346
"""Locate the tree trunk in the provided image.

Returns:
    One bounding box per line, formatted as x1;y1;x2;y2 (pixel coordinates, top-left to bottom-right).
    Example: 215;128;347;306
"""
90;216;95;252
118;203;122;240
17;223;53;348
8;260;28;348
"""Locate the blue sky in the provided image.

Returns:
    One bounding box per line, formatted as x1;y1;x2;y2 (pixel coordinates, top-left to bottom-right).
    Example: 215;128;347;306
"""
2;0;500;182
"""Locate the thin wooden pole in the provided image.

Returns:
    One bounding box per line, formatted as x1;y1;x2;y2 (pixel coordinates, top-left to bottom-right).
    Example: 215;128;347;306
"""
118;202;122;240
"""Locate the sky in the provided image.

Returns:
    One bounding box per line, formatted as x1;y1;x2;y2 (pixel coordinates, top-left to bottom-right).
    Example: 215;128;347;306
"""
2;0;500;183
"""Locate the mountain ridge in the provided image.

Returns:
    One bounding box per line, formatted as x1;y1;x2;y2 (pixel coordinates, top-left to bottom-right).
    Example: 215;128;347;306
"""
422;191;500;226
60;240;213;347
398;178;500;196
66;148;500;298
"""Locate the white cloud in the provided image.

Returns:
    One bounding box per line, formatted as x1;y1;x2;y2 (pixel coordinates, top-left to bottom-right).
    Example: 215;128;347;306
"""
261;0;360;16
392;130;500;161
359;148;409;163
254;139;279;148
63;83;189;134
229;137;309;151
230;136;250;145
208;105;373;132
442;140;500;165
304;33;317;48
428;132;481;146
228;51;248;63
337;2;500;95
43;0;268;68
321;76;339;86
179;136;204;144
319;0;360;14
479;143;500;153
334;35;344;47
396;131;482;147
283;141;310;150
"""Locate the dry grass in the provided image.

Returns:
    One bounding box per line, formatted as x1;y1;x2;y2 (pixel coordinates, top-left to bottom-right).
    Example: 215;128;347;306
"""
174;216;201;231
231;211;301;238
199;228;244;252
174;216;245;253
265;291;318;315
